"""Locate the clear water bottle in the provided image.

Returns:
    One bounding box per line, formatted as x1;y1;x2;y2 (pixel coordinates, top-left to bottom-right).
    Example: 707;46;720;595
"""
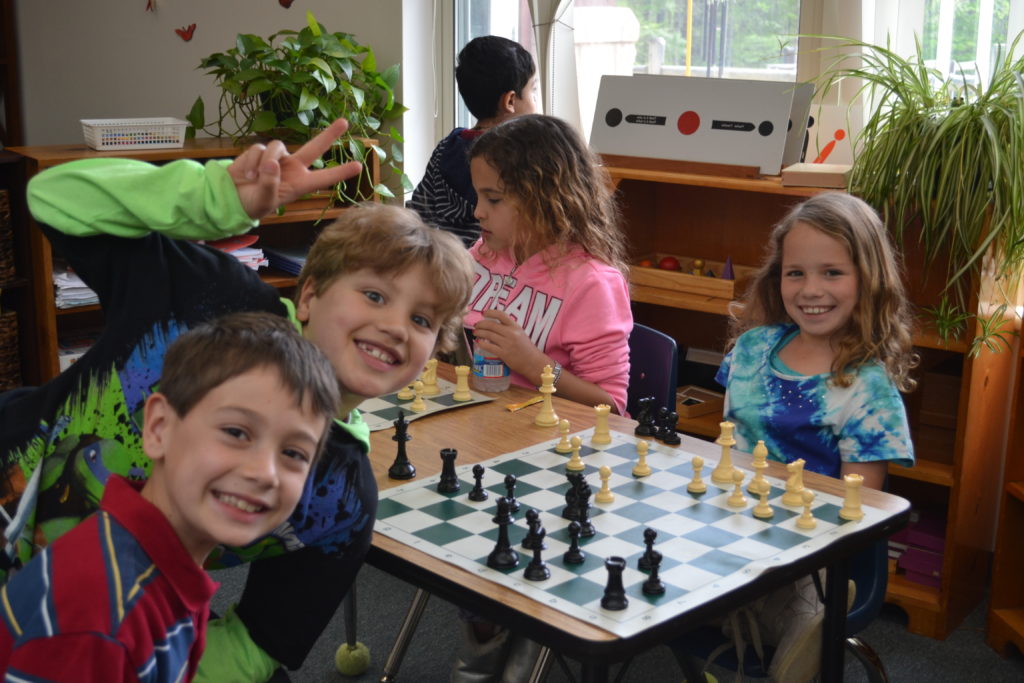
471;340;511;392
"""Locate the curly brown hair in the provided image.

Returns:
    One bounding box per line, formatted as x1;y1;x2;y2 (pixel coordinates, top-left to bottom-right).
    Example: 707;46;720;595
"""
731;192;918;391
468;114;628;275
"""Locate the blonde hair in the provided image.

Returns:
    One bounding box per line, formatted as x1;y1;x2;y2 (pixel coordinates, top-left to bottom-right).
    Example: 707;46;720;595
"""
296;203;475;352
468;114;628;275
732;192;918;391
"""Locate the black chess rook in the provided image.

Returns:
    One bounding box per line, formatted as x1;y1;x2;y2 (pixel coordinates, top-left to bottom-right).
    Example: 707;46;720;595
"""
437;448;461;494
601;556;629;611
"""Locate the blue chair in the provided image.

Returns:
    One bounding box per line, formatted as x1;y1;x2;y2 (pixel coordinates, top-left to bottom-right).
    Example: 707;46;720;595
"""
674;539;891;682
626;323;679;418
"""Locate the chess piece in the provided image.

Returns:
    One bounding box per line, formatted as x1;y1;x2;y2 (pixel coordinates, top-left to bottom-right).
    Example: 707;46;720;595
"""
711;421;736;484
468;464;488;502
797;489;817;528
486;498;520;569
554;419;573;453
637;528;658;571
632;439;652;477
600;556;629;611
659;410;681;445
535;364;559;427
691;258;705;276
452;365;473;401
782;458;807;506
566;435;585;471
387;410;416;480
576;481;595;537
421;358;440;395
437;448;460;494
748;440;770;496
595;465;615;503
687;455;707;494
562;471;584;520
592;404;612;445
562;521;585;564
727;468;747;508
642;550;666;596
722;255;735;280
753;485;774;519
634;396;656;437
839;473;865;521
410;380;427;413
503;473;521;514
523;528;551;581
652;407;671;441
521;508;544;550
396;383;415;400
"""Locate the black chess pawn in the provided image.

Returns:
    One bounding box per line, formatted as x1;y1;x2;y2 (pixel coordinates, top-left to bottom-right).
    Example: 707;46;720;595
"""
523;528;551;581
486;498;520;570
468;464;488;502
437;448;460;494
562;521;586;565
638;528;658;571
634;396;656;437
642;550;666;596
601;556;629;611
387;410;416;480
503;473;520;514
521;509;546;550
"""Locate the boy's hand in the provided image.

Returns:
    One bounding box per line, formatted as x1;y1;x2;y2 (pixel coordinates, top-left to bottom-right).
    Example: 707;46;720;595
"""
473;310;548;380
229;118;363;220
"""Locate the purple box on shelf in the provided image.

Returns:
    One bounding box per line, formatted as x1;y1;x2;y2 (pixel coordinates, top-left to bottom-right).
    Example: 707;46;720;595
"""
907;513;946;553
898;546;943;588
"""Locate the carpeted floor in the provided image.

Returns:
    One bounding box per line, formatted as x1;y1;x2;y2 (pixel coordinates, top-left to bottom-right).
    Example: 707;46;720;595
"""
210;563;1024;682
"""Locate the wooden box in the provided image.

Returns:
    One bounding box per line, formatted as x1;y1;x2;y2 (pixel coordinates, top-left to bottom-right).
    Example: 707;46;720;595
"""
676;385;724;418
630;254;755;301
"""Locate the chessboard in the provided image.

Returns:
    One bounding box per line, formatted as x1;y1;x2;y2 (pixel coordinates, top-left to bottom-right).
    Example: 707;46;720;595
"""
358;378;494;432
375;427;889;638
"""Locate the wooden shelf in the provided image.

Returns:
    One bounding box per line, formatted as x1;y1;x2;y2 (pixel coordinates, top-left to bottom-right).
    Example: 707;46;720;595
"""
1006;480;1024;503
676;412;722;438
888;460;955;487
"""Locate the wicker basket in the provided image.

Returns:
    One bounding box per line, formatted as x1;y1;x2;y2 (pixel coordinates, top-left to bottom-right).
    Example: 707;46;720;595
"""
81;118;187;151
0;311;21;391
0;190;13;285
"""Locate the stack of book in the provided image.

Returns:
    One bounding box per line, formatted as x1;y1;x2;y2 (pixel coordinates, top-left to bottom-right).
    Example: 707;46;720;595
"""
263;246;309;276
52;267;99;309
205;235;267;271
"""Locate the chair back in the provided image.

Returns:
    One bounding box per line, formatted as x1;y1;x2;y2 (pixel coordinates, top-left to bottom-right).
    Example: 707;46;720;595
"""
627;323;679;418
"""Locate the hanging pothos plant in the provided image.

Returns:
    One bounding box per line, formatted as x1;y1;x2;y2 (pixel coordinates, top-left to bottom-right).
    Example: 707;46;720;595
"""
813;33;1024;354
186;11;410;203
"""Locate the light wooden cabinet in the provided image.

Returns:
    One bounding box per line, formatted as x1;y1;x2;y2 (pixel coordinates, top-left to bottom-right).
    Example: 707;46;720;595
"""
605;154;1019;640
8;139;378;385
986;346;1024;656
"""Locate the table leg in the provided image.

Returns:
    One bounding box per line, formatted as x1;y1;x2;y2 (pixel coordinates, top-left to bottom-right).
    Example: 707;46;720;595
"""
821;561;850;682
578;660;610;683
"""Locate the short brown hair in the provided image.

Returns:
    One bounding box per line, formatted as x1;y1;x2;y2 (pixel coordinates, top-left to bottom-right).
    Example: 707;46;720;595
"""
159;312;340;457
296;203;475;351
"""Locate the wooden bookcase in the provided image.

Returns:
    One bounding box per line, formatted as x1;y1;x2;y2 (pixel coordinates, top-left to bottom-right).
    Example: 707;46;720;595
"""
604;155;1020;640
7;138;378;385
986;346;1024;656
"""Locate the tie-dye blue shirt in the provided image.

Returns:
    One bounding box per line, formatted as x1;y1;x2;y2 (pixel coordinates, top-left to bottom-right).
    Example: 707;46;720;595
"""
715;324;913;478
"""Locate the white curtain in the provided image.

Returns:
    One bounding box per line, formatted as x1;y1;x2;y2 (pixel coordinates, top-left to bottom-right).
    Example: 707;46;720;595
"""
528;0;582;130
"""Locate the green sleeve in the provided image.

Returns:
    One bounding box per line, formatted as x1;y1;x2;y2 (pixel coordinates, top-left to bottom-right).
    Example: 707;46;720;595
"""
26;156;258;240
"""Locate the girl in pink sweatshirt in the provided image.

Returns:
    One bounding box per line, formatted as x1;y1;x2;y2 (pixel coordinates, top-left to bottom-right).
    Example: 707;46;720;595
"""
464;114;632;414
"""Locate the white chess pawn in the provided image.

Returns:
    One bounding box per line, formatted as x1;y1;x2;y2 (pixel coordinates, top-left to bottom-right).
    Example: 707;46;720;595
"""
688;455;707;494
396;383;415;400
753;485;774;519
554;419;573;454
632;439;652;477
727;468;747;508
566;435;585;472
797;489;817;528
595;465;615;503
409;380;427;412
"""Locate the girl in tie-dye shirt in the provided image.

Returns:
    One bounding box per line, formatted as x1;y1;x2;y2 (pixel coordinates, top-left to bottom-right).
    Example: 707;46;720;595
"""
718;192;917;490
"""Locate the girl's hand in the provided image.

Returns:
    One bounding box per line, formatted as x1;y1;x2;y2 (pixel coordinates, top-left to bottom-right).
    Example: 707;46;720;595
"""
228;118;363;220
473;310;549;383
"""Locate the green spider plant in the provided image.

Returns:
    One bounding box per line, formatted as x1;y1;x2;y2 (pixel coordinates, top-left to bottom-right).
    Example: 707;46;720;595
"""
813;33;1024;350
185;11;409;202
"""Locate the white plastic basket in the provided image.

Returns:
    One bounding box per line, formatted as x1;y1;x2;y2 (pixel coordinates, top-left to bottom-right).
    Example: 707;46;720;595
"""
80;118;188;151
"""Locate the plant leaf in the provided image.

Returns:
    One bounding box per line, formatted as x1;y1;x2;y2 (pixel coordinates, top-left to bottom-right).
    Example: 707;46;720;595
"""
251;110;278;132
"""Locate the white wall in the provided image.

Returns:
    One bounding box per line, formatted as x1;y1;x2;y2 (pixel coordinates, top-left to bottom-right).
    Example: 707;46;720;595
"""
16;0;404;146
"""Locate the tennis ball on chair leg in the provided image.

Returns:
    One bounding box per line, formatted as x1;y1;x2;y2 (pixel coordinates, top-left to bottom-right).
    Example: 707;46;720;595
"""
335;641;371;676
